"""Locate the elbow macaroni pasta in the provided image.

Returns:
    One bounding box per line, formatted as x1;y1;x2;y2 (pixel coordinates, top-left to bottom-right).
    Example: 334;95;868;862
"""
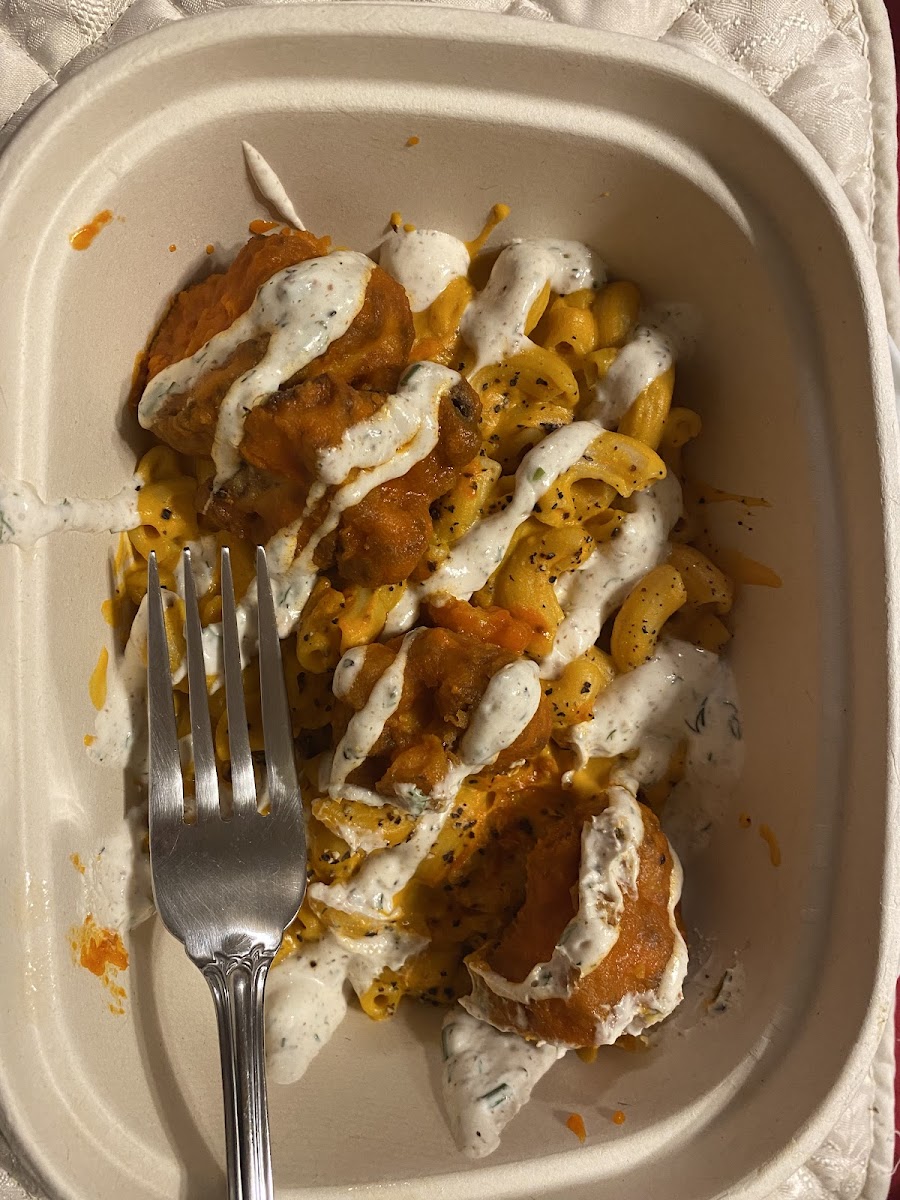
99;210;775;1029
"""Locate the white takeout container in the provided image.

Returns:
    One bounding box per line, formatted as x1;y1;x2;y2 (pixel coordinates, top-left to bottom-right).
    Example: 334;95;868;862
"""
0;7;897;1198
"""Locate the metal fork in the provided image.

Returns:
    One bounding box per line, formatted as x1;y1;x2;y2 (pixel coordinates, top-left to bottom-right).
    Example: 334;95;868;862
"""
147;545;307;1200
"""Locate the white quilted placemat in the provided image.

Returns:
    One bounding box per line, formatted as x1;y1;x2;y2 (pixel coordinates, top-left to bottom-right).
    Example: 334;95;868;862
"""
0;1;897;1197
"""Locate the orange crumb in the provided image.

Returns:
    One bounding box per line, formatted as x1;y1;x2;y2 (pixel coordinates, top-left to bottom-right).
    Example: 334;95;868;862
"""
611;1110;627;1126
205;243;215;254
168;244;177;252
403;222;416;233
576;1046;598;1063
738;812;752;829
70;915;129;1014
249;218;278;235
73;914;127;977
405;135;420;147
759;823;781;867
565;1113;586;1143
69;209;113;251
69;853;86;875
83;734;96;748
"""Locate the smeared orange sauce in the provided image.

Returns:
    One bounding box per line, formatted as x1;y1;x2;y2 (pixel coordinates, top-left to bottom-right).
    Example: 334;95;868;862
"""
405;135;420;147
565;1113;586;1142
69;914;128;1015
465;202;511;258
611;1110;627;1126
131;350;146;391
249;218;278;235
576;1045;598;1063
88;646;109;710
688;481;769;507
712;548;782;588
759;823;781;867
70;210;113;250
69;853;86;875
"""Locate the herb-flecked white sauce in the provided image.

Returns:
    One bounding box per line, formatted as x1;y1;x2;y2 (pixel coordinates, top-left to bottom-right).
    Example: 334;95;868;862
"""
1;180;744;1158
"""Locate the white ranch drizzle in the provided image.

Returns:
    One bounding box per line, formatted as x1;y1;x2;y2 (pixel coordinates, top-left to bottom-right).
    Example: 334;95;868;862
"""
173;534;218;601
266;927;426;1085
441;1007;565;1159
467;785;644;1005
332;644;369;700
309;659;542;919
79;807;155;933
460;239;606;371
138;251;374;487
565;638;739;782
327;631;421;794
241;141;306;230
587;303;698;428
541;471;682;678
590;324;674;428
264;362;458;637
186;362;461;684
382;419;605;636
0;474;141;546
379;228;470;312
87;588;174;773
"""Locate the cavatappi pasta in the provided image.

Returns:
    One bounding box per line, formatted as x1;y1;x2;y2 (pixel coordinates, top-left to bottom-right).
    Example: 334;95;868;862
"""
77;197;775;1159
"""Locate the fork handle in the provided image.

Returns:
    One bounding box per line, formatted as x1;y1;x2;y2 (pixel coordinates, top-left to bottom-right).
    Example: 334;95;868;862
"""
203;947;275;1200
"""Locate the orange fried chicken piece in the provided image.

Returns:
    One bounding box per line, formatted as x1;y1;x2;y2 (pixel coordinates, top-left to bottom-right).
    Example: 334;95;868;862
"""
335;628;552;794
142;232;414;458
463;800;679;1047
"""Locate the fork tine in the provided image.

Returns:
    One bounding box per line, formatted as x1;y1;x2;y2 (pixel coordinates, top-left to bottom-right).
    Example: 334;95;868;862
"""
220;547;257;818
256;546;300;816
147;551;184;827
182;548;220;822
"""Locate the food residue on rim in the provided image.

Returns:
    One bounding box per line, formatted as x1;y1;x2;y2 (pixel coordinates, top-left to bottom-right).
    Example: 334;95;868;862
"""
738;812;752;829
69;914;128;1015
405;135;420;147
249;218;279;235
565;1112;586;1143
576;1045;598;1063
89;646;109;710
759;823;781;867
69;853;86;875
465;202;511;257
69;210;114;251
611;1109;627;1126
206;244;215;255
168;244;177;253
